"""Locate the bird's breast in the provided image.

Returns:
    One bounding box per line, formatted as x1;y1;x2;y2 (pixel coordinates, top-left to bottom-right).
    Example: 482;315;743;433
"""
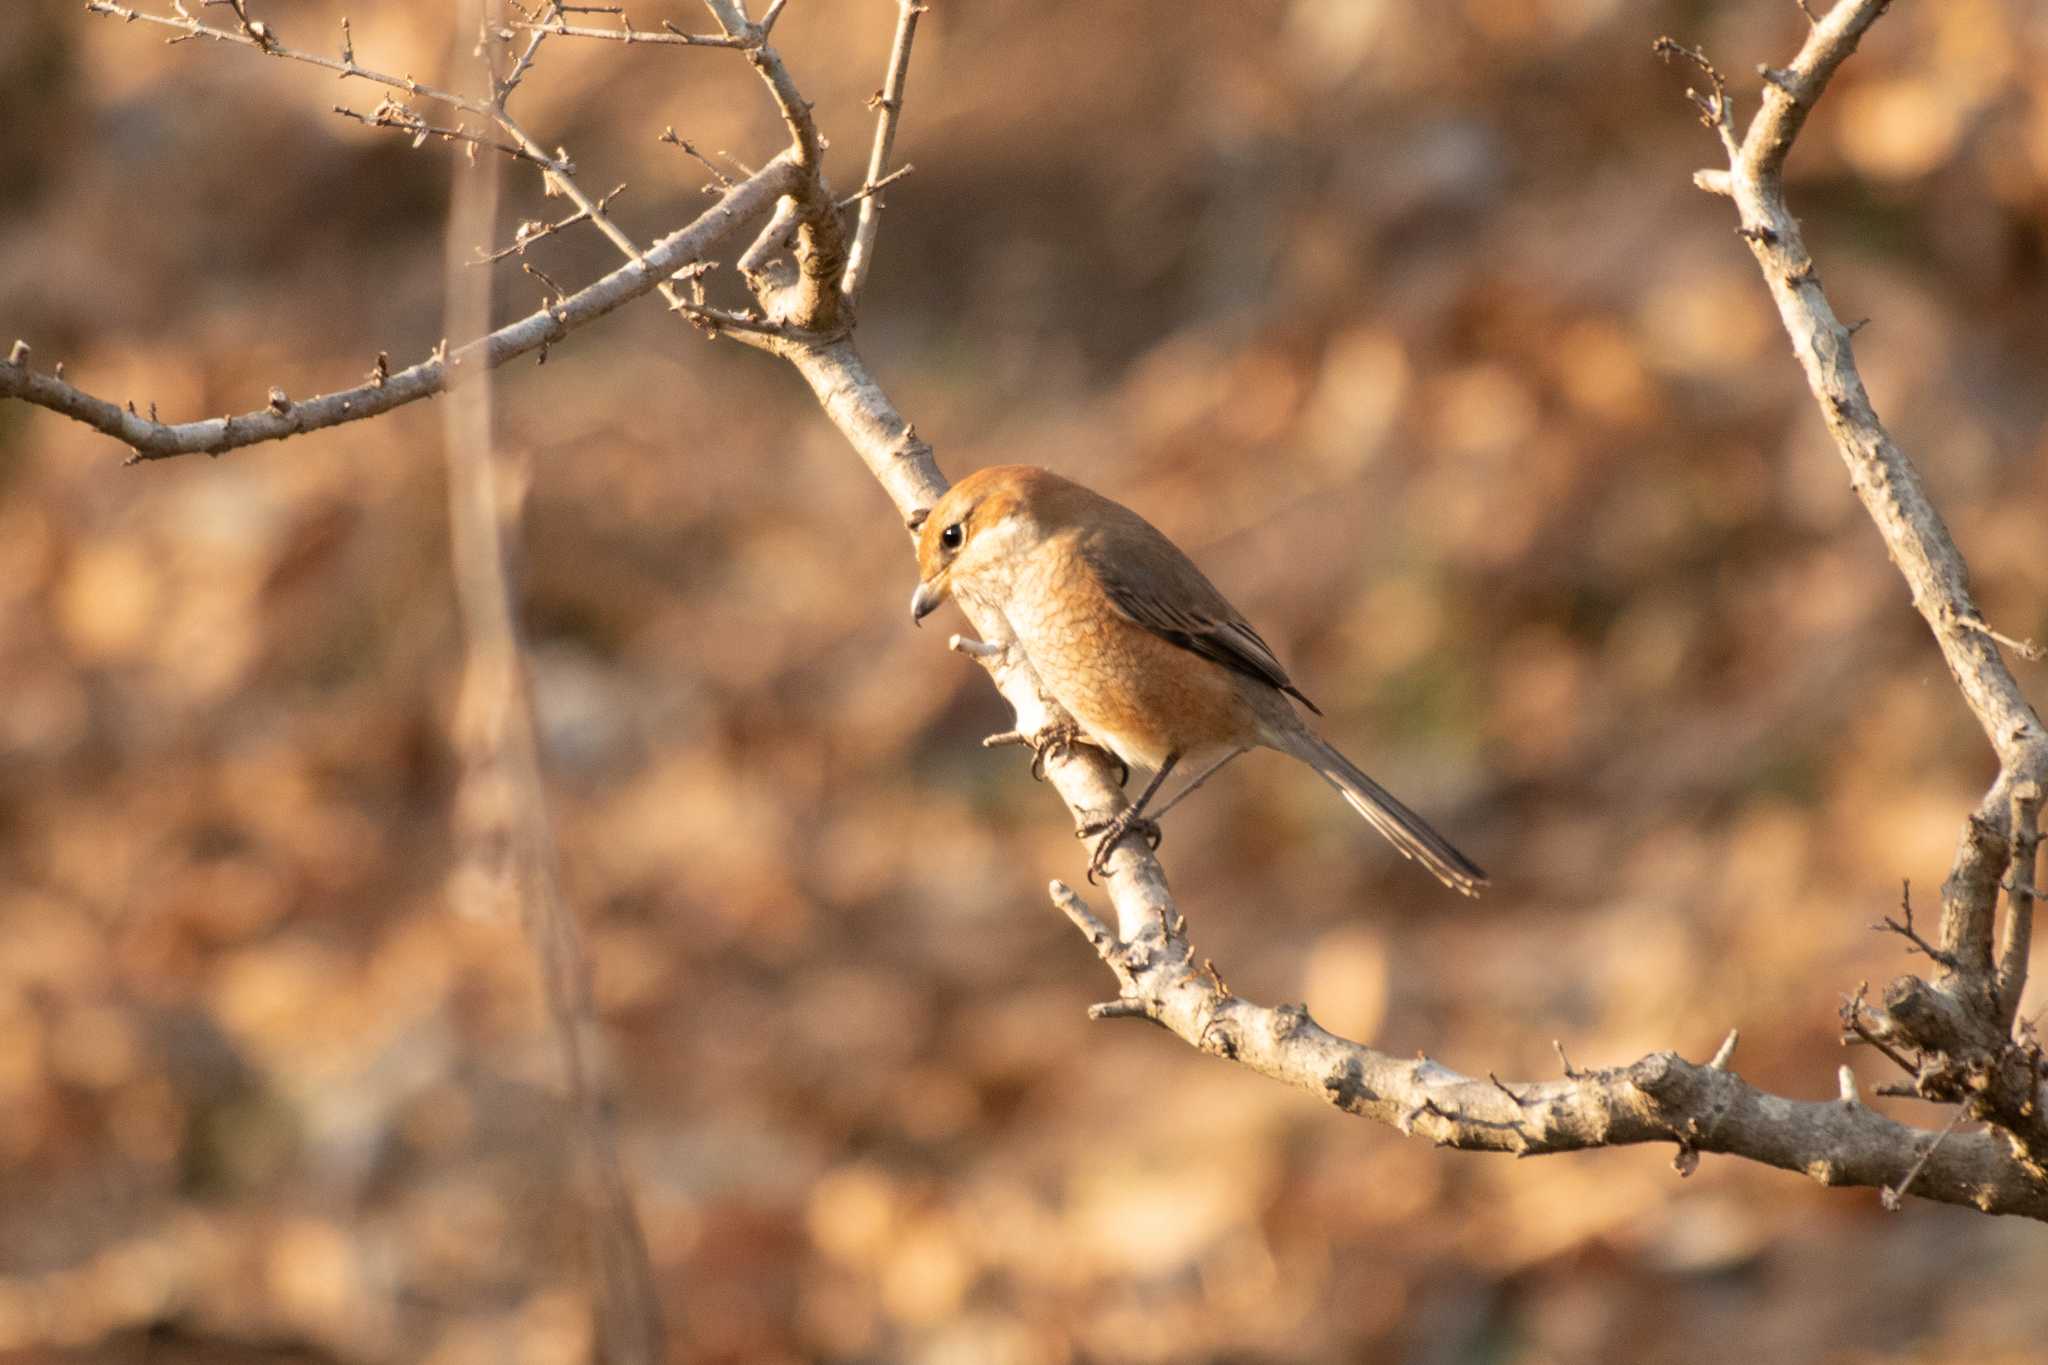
1000;542;1257;772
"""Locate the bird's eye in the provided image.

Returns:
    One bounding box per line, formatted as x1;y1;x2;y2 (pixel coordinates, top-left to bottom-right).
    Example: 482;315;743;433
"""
940;522;964;550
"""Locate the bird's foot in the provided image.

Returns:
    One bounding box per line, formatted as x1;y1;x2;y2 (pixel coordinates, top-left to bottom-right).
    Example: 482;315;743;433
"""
1077;806;1162;883
983;720;1129;784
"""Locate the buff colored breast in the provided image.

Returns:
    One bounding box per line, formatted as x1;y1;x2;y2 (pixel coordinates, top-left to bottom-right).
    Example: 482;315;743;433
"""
1001;527;1258;772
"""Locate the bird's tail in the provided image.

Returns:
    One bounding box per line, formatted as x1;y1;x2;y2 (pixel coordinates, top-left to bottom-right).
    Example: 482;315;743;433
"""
1279;730;1488;896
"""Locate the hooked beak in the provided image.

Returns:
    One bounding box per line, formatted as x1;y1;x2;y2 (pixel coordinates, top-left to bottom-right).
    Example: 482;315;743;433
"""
909;580;943;626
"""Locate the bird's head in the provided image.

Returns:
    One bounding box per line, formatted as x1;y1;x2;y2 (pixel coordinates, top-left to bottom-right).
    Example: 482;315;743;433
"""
908;464;1057;625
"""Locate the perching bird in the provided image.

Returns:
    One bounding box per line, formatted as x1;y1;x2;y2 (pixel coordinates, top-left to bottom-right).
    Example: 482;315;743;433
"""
909;465;1486;895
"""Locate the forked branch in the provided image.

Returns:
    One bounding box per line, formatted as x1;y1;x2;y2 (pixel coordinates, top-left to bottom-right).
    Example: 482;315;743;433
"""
1655;0;2048;1179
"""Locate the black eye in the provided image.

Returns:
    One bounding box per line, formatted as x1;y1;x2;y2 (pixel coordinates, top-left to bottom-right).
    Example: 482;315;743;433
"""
940;522;964;550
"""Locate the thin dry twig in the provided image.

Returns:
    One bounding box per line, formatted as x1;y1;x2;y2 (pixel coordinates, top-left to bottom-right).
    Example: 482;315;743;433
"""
471;183;628;263
1876;880;1959;969
508;15;750;47
335;97;557;168
660;126;734;188
1881;1107;1971;1212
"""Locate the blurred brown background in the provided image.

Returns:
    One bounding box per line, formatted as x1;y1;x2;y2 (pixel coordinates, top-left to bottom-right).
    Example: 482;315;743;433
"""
4;1;2048;1362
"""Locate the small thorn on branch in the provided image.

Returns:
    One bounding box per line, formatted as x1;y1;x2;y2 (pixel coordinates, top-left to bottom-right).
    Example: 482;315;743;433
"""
1708;1028;1740;1070
1554;1039;1582;1079
1488;1072;1533;1107
5;340;27;366
1838;1065;1860;1105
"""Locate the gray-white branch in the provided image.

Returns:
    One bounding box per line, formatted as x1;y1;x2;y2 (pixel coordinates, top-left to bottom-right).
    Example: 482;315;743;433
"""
0;157;797;459
1660;0;2048;1180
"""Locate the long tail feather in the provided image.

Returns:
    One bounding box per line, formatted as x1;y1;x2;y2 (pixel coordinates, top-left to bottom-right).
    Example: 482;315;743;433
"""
1284;732;1488;896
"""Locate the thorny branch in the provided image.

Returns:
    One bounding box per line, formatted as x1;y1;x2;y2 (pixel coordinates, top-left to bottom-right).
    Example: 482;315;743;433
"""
0;157;797;458
1656;0;2048;1188
14;0;2046;1228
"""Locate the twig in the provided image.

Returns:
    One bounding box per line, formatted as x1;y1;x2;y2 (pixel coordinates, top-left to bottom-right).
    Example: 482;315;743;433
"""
470;183;627;263
335;99;557;168
495;0;563;106
1840;982;1919;1078
660;126;734;188
842;0;926;301
839;163;914;209
1880;1107;1970;1212
1959;613;2046;664
1876;880;1959;969
508;16;750;47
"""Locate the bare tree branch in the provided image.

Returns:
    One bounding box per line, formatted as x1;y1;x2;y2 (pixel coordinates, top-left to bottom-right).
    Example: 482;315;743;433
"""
1653;0;2048;1181
0;157;798;458
1037;881;2048;1218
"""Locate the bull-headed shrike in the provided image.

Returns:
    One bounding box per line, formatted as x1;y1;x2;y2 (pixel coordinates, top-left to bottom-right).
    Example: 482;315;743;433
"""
910;465;1485;894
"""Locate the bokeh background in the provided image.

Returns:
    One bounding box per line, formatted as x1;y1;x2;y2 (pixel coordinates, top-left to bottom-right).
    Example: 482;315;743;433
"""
4;1;2048;1361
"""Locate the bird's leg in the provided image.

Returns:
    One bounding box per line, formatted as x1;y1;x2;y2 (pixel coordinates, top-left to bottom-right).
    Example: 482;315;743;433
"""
1079;751;1179;883
1144;746;1248;822
983;718;1129;784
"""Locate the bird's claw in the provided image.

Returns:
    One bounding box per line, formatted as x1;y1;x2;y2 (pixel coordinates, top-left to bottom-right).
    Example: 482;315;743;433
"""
1078;808;1162;883
983;721;1128;785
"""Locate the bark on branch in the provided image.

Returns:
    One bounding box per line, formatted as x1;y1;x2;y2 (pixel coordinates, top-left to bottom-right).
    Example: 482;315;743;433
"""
1658;0;2048;1184
0;157;798;460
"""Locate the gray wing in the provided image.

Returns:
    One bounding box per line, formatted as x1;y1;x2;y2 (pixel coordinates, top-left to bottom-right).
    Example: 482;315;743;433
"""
1080;530;1322;716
